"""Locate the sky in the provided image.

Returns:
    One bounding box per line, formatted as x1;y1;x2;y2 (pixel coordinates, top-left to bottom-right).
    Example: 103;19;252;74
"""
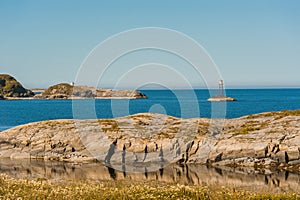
0;0;299;89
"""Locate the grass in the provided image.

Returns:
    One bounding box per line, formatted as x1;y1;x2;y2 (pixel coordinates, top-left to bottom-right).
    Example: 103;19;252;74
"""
99;119;120;132
131;114;152;120
0;174;299;200
197;122;209;136
247;110;300;120
232;119;271;136
232;110;300;136
273;110;300;120
233;124;261;135
157;131;175;139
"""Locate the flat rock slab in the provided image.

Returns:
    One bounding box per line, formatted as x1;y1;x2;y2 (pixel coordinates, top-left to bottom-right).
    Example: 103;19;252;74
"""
0;110;300;171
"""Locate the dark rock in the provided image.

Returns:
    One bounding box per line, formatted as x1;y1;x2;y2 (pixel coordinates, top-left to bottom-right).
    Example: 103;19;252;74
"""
0;74;34;98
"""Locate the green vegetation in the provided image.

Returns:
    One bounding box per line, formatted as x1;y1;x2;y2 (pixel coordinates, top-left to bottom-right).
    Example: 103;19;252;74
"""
235;110;300;135
234;126;260;135
99;119;120;132
247;110;300;120
131;114;152;120
197;122;209;136
42;83;74;96
0;74;34;97
233;120;268;135
233;110;300;135
273;110;300;120
157;130;175;139
0;174;299;200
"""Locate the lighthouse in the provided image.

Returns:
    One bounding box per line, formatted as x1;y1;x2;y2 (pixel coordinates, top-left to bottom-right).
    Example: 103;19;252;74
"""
207;80;237;102
218;80;224;97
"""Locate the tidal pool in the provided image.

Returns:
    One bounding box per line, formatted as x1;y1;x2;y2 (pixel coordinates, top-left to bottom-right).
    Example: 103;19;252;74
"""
0;159;299;193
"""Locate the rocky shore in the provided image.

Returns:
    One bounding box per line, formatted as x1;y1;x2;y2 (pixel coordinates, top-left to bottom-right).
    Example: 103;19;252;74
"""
0;74;147;100
0;74;34;99
34;83;147;99
0;110;299;171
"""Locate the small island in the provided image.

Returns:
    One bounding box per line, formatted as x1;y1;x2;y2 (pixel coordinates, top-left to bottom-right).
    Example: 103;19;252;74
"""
207;96;237;102
0;74;34;99
0;74;147;100
35;83;147;99
207;80;237;102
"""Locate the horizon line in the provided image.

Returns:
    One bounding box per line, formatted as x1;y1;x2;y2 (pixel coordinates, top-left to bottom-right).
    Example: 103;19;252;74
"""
29;86;300;90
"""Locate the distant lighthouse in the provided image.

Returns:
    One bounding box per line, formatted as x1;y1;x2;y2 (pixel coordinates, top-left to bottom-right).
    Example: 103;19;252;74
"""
218;80;225;97
207;80;237;102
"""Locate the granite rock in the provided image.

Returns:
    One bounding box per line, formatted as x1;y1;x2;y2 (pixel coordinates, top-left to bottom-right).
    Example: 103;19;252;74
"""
1;110;300;171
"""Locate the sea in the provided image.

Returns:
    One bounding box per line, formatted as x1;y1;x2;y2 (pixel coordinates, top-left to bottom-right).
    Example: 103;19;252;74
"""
0;88;300;131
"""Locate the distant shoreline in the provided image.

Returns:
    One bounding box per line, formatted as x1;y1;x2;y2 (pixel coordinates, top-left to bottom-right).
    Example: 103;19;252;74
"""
5;96;141;100
28;87;300;91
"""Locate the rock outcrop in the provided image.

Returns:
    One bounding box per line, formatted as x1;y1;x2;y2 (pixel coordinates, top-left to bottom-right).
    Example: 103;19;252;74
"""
0;110;299;171
0;74;34;98
34;83;147;99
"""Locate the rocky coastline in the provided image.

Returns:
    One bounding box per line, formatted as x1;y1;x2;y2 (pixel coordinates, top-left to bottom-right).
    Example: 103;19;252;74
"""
0;74;34;99
0;74;147;100
34;83;147;100
0;110;299;171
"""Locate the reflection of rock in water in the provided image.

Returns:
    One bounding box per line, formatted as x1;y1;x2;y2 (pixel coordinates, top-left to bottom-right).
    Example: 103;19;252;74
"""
144;167;148;179
107;166;117;180
0;159;300;193
159;167;164;178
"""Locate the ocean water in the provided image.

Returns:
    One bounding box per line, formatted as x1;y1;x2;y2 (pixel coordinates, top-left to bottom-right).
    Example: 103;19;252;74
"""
0;89;300;131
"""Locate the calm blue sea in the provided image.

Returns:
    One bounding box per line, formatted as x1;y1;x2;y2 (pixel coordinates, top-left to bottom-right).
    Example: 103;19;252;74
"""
0;89;299;131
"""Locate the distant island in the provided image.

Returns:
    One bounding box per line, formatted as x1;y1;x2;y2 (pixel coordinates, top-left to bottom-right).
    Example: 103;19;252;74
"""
207;96;237;102
0;74;34;98
0;74;147;100
34;83;147;99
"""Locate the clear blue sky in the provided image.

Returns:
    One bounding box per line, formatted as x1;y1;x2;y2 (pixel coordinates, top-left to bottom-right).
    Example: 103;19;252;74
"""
0;0;299;89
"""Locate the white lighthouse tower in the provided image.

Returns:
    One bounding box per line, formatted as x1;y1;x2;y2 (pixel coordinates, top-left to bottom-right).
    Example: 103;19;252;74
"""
207;80;236;102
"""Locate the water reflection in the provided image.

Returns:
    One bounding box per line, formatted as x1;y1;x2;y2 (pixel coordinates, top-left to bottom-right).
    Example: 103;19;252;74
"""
0;159;299;192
